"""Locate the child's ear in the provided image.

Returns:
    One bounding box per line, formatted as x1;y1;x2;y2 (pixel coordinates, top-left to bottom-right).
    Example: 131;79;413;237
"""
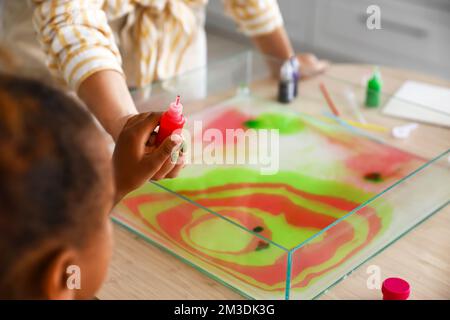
41;248;79;300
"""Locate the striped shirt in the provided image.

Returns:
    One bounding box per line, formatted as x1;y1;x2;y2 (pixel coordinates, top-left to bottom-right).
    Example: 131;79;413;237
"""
31;0;284;90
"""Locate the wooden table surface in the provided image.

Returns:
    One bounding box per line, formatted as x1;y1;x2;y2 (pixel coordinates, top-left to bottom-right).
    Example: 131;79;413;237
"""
97;64;450;300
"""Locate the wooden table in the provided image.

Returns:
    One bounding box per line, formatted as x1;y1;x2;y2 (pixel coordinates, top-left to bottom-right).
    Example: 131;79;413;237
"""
97;64;450;300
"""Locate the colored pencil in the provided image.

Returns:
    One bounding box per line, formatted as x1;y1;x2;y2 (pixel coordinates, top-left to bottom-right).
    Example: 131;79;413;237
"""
319;82;340;116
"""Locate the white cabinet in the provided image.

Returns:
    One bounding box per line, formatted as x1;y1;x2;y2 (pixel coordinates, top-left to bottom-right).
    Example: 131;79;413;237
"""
206;0;235;31
272;0;313;44
206;0;450;79
206;0;311;43
313;0;450;77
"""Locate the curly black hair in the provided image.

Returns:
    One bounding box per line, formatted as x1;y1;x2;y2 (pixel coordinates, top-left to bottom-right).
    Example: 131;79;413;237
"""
0;74;111;297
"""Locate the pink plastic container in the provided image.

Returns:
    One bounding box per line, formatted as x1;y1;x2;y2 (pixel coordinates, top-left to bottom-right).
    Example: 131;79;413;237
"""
382;277;410;300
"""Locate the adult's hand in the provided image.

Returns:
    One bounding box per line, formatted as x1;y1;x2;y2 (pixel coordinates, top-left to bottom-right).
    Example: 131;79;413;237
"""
296;53;329;78
252;27;329;78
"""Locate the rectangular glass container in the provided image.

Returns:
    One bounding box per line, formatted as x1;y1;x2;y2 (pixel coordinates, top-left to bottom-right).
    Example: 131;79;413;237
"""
112;51;450;300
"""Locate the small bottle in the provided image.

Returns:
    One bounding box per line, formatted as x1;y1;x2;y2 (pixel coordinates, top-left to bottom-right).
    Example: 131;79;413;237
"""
155;95;186;146
289;56;300;97
365;68;382;108
278;60;295;104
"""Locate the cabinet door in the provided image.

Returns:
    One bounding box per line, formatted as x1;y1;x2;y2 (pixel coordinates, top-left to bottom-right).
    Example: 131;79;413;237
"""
206;0;237;32
313;0;450;76
276;0;313;45
206;0;312;44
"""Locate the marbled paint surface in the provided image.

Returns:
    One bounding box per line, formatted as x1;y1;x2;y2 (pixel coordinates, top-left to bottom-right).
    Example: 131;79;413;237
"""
113;97;426;299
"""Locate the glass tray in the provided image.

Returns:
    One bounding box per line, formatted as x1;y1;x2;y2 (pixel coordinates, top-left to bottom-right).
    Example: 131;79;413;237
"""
112;51;450;300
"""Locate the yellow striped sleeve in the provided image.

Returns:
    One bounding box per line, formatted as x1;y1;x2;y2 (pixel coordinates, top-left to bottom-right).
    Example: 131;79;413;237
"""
32;0;123;90
223;0;284;36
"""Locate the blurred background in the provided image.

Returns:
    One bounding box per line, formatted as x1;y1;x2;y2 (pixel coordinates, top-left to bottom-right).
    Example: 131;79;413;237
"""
206;0;450;80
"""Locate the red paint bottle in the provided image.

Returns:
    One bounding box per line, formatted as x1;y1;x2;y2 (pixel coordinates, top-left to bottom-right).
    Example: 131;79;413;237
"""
155;95;186;146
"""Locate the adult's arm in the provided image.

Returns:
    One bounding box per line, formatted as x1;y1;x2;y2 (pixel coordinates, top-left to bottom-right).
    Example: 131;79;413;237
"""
32;0;137;140
224;0;328;77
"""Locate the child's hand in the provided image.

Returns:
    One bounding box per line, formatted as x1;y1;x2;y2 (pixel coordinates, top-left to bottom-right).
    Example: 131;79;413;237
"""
113;112;185;203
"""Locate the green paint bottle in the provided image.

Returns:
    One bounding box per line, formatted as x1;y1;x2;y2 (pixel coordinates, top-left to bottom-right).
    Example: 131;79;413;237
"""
365;68;382;108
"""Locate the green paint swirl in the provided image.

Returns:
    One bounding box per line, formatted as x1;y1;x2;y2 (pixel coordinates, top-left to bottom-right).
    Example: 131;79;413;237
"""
244;112;305;134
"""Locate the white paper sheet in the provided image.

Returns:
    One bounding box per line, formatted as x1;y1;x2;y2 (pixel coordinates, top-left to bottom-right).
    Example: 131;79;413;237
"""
382;81;450;127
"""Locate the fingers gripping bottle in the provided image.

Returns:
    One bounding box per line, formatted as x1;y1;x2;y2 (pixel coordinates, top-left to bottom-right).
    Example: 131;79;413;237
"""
155;95;186;146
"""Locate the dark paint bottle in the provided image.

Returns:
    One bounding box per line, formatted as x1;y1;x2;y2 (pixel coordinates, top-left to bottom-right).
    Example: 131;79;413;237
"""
278;61;295;104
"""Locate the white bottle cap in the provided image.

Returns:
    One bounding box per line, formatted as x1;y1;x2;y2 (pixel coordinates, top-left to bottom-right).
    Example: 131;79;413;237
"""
280;61;294;81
